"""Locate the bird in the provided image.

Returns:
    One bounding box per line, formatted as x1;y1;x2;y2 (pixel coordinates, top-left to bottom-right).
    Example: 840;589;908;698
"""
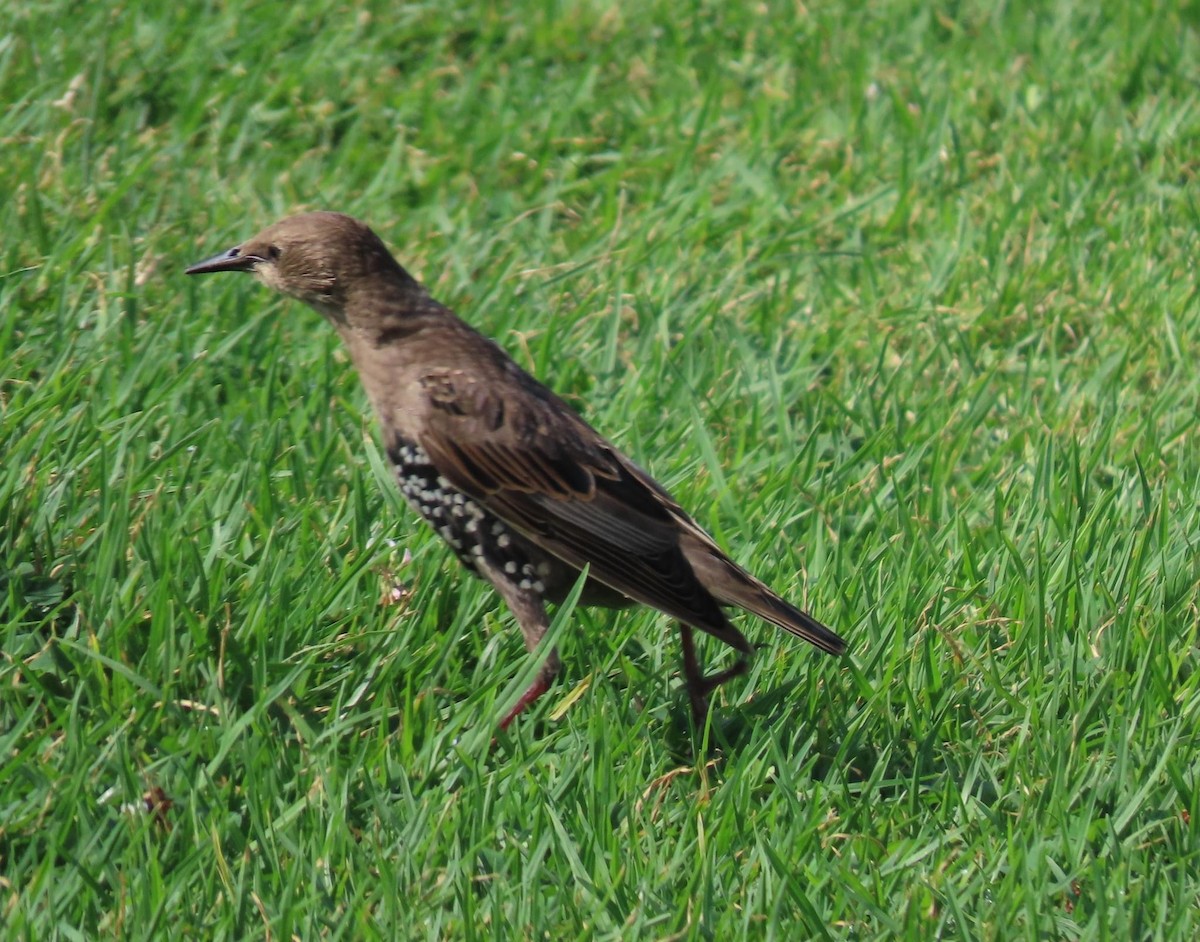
186;211;846;729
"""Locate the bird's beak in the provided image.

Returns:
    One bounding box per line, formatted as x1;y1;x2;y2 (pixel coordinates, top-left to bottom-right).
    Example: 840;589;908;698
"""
185;246;262;275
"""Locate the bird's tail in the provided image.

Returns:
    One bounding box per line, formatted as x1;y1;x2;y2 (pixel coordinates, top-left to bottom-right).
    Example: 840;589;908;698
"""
685;541;846;654
739;583;846;654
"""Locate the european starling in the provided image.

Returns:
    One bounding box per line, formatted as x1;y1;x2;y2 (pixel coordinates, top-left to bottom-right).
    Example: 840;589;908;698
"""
187;212;845;728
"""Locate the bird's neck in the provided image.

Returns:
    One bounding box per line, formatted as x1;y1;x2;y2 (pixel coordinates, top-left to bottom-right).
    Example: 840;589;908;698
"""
328;282;452;372
334;269;424;328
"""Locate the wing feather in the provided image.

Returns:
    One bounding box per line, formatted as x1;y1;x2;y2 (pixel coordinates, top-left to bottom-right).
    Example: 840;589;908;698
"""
415;367;734;636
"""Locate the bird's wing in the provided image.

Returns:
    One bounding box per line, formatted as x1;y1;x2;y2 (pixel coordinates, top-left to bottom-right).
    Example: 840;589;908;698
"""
413;366;735;636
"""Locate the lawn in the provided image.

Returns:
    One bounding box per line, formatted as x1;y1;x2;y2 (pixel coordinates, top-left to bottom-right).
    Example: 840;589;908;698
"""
3;1;1199;938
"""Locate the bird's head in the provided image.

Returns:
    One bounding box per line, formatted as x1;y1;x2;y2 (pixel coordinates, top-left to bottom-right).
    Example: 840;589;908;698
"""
186;212;410;322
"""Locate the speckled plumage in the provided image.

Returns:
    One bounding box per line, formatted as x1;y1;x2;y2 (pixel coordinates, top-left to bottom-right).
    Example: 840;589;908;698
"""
187;211;846;728
388;435;552;595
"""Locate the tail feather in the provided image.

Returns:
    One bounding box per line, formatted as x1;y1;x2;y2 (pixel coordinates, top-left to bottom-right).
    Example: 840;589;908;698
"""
749;588;846;655
684;539;846;654
673;519;846;655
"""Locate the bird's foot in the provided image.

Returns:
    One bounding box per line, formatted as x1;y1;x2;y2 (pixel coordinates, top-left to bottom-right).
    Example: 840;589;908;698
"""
685;659;749;727
498;675;552;731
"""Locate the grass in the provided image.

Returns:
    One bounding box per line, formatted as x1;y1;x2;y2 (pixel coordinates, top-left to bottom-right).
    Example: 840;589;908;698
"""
3;0;1200;937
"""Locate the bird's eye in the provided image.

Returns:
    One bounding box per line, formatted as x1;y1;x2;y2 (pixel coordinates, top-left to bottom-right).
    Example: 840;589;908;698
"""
267;244;281;261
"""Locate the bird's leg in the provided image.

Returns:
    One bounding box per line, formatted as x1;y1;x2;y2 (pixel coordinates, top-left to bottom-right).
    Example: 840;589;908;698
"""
498;668;555;729
498;623;560;730
678;622;750;724
479;559;561;730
